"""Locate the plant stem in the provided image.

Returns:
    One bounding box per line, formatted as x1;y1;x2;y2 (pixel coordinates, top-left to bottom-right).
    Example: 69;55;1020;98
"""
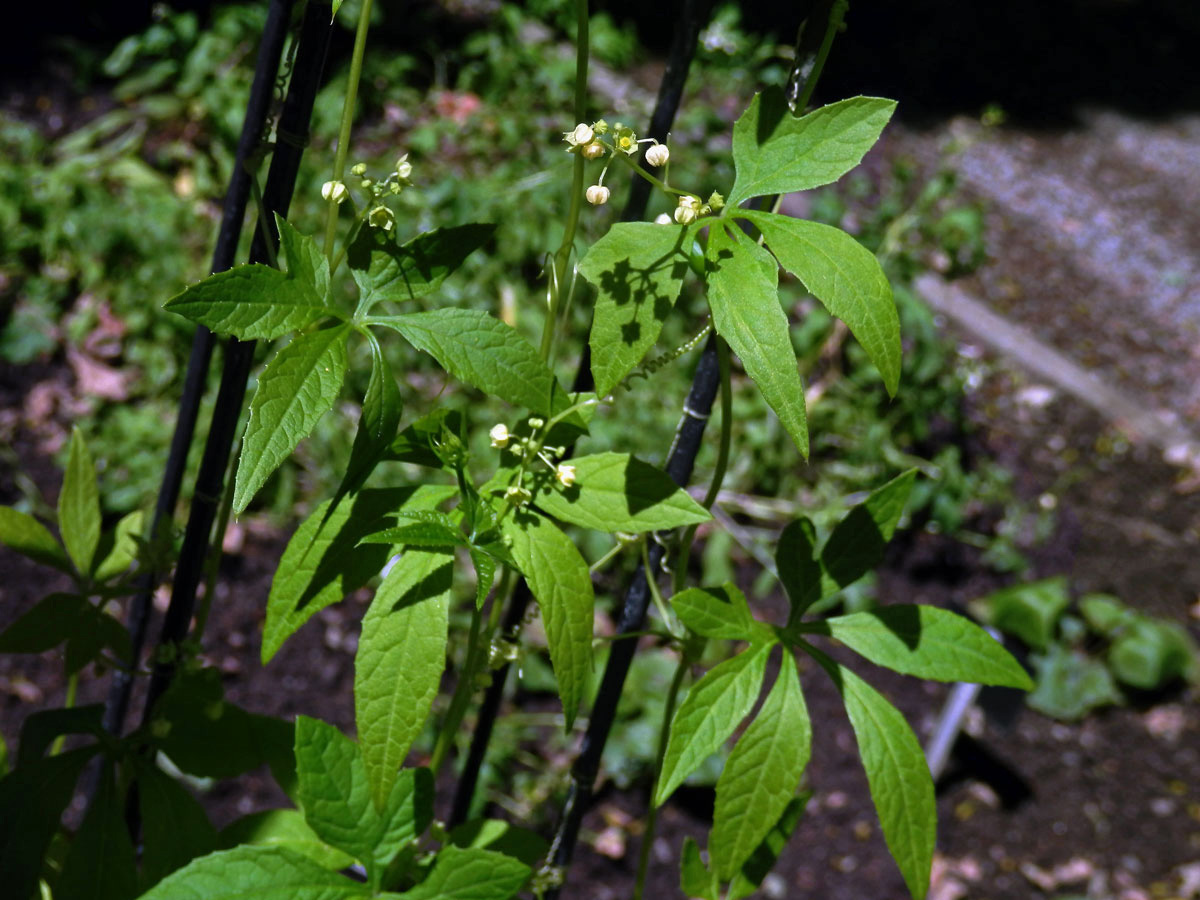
794;0;848;113
538;0;589;363
633;649;690;900
49;672;79;756
323;0;374;259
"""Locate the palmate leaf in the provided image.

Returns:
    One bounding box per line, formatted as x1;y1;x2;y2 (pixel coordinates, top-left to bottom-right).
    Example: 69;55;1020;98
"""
354;552;452;810
806;605;1033;689
164;264;331;342
670;583;771;644
333;337;403;507
0;506;71;573
219;809;355;872
577;222;691;396
729;88;896;206
805;644;935;900
501;510;594;728
740;209;900;395
234;323;351;514
531;452;710;533
655;640;773;807
348;223;495;311
710;656;811;881
277;214;330;300
369;309;564;416
706;224;808;457
396;845;530;900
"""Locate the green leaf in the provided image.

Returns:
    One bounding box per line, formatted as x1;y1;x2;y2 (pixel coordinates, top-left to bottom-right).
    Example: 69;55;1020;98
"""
446;820;548;869
234;323;350;514
137;763;219;889
501;510;594;728
59;426;101;574
819;469;916;594
739;210;900;395
355;551;452;809
152;670;296;796
164;263;330;341
16;704;106;768
1108;618;1196;690
0;592;93;654
263;485;455;662
707;224;808;457
0;506;70;573
577;222;690;396
729;88;897;206
974;577;1070;651
370;309;564;416
776;518;821;626
727;795;809;899
335;338;403;505
670;584;767;643
94;509;145;581
679;838;720;900
1027;644;1121;720
531;452;710;533
277;215;330;300
809;605;1033;689
655;641;773;807
64;604;131;674
0;746;98;900
220;809;355;871
57;763;138;900
295;717;435;880
710;658;811;880
808;646;935;900
395;845;530;900
136;845;370;900
348;223;495;310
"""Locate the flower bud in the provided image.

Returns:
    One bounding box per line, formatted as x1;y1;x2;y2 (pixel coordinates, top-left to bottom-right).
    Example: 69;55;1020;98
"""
674;203;698;225
564;123;594;146
321;180;348;204
645;143;670;167
707;190;725;211
396;153;413;181
489;423;510;448
556;464;576;487
585;184;610;206
654;213;673;225
581;140;606;160
368;205;396;231
505;485;532;507
350;163;367;176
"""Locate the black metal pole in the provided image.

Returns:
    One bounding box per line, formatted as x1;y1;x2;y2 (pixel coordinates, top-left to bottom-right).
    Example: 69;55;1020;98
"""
101;0;297;742
140;0;336;722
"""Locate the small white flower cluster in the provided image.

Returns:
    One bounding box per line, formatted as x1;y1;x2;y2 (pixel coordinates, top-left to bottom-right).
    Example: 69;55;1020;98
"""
491;416;577;507
322;155;416;231
565;118;671;208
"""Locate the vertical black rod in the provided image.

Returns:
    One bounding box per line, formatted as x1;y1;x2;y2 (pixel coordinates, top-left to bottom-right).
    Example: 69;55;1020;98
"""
545;335;721;892
101;0;296;740
141;0;336;722
448;0;715;828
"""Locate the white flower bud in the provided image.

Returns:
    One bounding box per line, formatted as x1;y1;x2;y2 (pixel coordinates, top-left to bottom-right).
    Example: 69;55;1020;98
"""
489;423;510;448
654;213;673;225
645;143;670;167
581;140;606;160
674;204;698;225
556;464;576;487
396;153;413;181
321;180;348;204
564;123;594;146
586;184;610;206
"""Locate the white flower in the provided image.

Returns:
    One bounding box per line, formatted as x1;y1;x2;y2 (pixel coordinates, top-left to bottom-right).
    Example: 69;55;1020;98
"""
505;485;532;507
368;205;396;231
563;123;594;147
395;153;413;181
556;464;576;487
645;143;670;167
321;180;348;204
489;423;510;448
674;204;698;225
654;213;673;225
586;184;610;206
581;140;606;160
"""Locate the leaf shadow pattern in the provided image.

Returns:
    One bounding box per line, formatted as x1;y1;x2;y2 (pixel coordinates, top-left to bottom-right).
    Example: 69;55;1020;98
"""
596;247;689;349
387;556;454;614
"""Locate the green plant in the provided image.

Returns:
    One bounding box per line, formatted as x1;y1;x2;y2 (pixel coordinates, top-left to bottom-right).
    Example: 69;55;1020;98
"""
972;577;1199;720
0;3;1033;900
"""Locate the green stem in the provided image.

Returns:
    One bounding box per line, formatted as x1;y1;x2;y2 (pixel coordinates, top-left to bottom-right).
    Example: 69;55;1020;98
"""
323;0;375;260
641;539;673;634
538;0;589;363
49;672;79;756
194;441;240;639
795;0;848;112
672;335;733;594
633;648;691;900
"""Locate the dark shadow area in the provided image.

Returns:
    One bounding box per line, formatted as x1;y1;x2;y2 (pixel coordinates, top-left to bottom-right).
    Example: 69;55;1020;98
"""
937;732;1034;810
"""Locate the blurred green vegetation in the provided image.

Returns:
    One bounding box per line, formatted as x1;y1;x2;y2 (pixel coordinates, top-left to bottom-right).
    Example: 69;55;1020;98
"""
0;2;1034;597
